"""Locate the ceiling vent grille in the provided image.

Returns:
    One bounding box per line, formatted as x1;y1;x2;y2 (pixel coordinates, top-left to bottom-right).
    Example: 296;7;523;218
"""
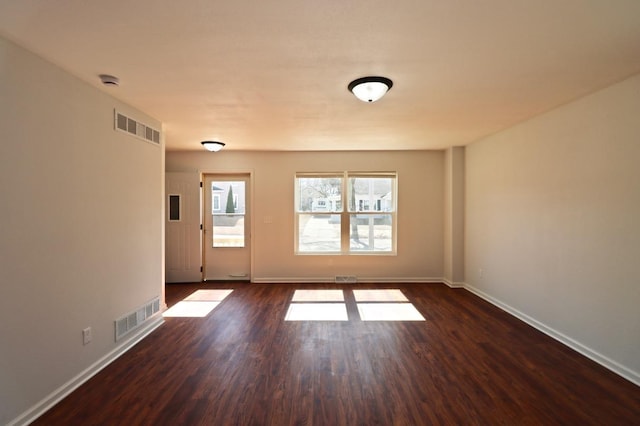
114;297;161;341
114;110;160;145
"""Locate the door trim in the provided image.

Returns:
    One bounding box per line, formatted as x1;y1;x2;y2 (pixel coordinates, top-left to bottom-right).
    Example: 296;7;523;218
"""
201;170;254;282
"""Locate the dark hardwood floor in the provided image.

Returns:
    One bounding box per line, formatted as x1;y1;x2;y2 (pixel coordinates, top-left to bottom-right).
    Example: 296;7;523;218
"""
34;283;640;425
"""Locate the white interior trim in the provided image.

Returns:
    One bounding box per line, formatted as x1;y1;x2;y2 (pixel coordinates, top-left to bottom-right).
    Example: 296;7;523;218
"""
463;283;640;387
251;277;445;284
442;278;465;288
8;317;164;426
14;277;639;426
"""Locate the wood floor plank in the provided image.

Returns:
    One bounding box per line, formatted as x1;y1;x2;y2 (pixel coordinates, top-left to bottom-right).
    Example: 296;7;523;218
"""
33;283;640;425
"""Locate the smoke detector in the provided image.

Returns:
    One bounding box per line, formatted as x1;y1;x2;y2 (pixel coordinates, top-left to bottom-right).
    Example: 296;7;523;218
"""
99;74;120;86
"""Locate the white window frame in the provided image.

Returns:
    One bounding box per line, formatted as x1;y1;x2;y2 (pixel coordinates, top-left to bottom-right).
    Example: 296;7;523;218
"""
295;172;397;255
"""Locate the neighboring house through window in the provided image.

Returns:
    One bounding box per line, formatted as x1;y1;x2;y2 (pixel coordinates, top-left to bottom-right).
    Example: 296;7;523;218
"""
295;172;397;254
212;185;223;211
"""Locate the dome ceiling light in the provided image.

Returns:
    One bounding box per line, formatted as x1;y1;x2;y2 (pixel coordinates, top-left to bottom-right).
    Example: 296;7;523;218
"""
201;141;225;152
348;76;393;102
99;74;120;86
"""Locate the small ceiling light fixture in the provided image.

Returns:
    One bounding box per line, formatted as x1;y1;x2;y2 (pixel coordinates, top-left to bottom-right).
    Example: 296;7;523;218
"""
99;74;119;86
201;141;225;152
348;76;393;102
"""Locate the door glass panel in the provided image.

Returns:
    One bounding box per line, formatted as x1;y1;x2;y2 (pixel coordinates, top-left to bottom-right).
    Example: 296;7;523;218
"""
211;181;245;247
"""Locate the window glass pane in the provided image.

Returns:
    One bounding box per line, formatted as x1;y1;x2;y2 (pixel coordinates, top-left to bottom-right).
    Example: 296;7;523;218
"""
212;181;245;247
168;195;180;221
349;214;393;252
295;173;395;255
296;177;342;212
348;176;394;212
298;214;341;252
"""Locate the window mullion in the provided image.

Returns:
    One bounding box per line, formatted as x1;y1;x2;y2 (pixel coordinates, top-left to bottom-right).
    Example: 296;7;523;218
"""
340;172;349;253
295;171;395;255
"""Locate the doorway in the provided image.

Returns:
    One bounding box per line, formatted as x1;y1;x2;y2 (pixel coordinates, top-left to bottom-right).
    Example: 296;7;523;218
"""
202;173;251;281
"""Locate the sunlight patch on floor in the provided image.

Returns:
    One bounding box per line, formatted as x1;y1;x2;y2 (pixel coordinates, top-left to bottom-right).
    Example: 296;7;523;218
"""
284;288;425;322
163;289;233;318
292;289;344;302
357;303;425;321
285;303;348;321
353;289;408;302
163;301;220;317
184;289;234;301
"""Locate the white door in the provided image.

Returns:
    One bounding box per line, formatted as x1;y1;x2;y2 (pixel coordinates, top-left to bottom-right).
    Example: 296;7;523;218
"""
165;172;202;283
203;174;251;281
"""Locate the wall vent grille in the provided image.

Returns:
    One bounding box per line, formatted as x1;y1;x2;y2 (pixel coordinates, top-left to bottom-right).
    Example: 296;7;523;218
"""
115;297;161;341
114;110;160;145
335;275;357;284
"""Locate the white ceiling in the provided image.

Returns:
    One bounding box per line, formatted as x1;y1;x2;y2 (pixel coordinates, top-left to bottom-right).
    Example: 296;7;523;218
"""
2;1;640;152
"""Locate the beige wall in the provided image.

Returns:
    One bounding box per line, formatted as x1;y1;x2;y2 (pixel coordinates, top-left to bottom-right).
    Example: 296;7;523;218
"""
0;37;164;424
166;150;444;281
444;146;465;285
465;73;640;383
4;27;638;426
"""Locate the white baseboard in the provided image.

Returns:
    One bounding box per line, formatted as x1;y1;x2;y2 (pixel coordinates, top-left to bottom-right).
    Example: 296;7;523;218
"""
21;281;633;425
252;276;445;284
359;277;444;283
8;316;164;426
252;277;331;283
463;283;640;387
442;278;465;288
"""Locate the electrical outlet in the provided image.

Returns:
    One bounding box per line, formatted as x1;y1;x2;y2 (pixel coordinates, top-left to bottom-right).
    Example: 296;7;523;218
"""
479;268;484;279
82;327;92;345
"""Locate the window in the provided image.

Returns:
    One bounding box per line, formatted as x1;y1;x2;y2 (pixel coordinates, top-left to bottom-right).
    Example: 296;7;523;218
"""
295;172;396;254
